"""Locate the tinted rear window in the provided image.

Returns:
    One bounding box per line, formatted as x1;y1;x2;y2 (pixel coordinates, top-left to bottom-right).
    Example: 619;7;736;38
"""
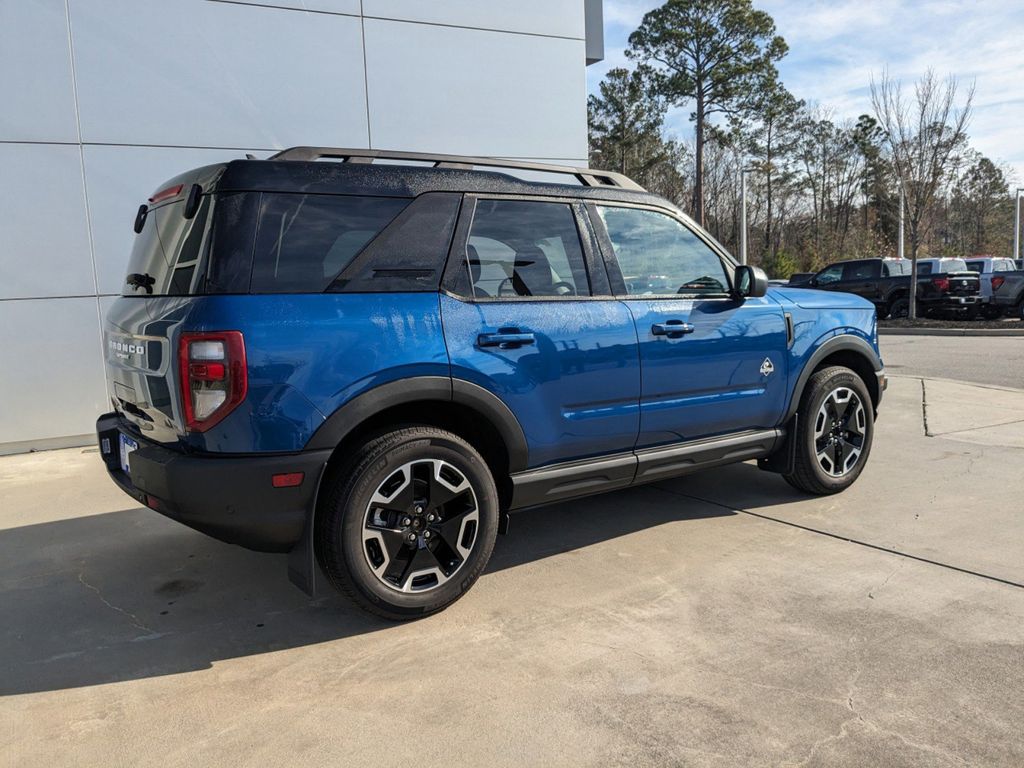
123;196;211;296
250;194;409;293
882;260;911;276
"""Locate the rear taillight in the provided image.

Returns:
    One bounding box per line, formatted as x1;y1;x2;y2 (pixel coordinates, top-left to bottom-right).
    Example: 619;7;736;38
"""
992;276;1005;293
178;332;247;432
932;277;950;292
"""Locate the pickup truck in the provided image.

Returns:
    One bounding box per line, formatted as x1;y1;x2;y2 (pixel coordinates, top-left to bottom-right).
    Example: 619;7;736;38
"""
964;256;1019;319
789;258;981;319
992;270;1024;320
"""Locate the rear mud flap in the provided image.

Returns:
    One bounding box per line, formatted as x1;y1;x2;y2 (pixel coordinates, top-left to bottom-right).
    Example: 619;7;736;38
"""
287;463;328;598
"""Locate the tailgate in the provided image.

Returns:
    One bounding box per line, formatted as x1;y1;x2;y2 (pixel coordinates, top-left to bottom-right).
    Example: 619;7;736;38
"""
945;272;980;296
105;297;192;444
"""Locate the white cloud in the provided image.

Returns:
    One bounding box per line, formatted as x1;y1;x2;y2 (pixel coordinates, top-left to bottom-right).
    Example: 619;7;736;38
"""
594;0;1024;178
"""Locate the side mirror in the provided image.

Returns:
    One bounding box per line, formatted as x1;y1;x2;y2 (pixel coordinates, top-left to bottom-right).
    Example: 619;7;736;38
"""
735;265;768;298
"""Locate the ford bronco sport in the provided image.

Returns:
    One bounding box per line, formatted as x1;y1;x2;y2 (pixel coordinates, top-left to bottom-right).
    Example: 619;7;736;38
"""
97;147;886;619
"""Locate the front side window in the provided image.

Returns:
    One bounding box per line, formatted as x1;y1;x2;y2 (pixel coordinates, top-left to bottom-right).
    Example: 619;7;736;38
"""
250;194;409;293
466;200;589;298
596;206;729;296
816;264;845;284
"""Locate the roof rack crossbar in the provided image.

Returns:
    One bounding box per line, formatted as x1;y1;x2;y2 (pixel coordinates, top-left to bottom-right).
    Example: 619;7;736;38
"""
265;147;645;191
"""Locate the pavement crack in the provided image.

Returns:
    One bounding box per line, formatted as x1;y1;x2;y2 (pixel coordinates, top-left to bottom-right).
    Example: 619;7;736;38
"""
795;716;860;767
77;571;153;634
868;562;904;600
920;378;932;436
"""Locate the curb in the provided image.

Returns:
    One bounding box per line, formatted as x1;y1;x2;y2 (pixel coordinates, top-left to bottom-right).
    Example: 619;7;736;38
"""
887;373;1024;394
879;327;1024;337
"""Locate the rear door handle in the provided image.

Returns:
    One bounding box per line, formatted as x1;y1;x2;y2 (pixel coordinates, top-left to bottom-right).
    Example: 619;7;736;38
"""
477;330;536;349
651;321;694;337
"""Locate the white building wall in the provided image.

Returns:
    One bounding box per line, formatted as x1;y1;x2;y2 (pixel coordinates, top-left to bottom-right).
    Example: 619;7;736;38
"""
0;0;599;453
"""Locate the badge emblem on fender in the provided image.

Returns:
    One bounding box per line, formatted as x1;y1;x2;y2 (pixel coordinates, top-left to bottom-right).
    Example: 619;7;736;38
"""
760;357;774;376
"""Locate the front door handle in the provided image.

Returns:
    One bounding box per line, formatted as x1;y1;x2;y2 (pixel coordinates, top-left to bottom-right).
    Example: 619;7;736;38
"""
477;330;536;349
651;321;695;338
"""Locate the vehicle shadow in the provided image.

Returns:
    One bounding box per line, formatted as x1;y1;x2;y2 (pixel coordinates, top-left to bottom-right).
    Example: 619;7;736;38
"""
1;470;795;696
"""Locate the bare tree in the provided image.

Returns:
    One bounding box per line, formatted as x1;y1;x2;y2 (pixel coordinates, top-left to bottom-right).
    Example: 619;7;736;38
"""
871;69;973;319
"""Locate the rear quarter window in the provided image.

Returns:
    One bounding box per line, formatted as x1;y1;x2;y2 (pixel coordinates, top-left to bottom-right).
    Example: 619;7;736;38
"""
250;194;409;293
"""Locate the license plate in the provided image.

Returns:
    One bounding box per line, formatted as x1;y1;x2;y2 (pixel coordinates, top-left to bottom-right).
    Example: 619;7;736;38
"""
119;434;138;474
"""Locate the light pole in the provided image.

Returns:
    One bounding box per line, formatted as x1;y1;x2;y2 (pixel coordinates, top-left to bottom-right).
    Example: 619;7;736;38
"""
1014;188;1023;262
740;166;757;265
897;184;905;261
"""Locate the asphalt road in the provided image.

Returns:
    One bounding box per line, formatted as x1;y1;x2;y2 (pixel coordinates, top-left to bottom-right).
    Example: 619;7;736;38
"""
880;334;1024;389
4;376;1023;767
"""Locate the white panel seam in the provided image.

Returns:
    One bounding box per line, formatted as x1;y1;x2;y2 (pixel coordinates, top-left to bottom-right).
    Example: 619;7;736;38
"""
65;0;109;404
360;0;372;148
205;0;585;40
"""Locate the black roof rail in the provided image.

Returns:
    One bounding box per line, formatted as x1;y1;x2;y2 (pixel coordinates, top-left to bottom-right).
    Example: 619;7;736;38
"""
265;147;646;192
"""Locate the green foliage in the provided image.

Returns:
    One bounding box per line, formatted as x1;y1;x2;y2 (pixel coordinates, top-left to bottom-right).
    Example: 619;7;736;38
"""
852;114;899;246
627;0;787;225
588;67;687;202
740;81;803;255
947;153;1012;255
587;14;998;272
759;247;798;279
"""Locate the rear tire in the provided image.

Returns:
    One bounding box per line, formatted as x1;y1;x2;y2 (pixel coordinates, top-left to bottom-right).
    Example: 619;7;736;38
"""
981;304;1004;321
783;366;874;495
315;426;499;620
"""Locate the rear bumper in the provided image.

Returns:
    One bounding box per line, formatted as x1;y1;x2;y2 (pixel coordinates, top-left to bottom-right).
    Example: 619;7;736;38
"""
96;413;331;552
926;295;981;309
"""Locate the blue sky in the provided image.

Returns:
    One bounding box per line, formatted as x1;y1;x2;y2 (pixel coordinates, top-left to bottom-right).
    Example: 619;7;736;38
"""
589;0;1024;181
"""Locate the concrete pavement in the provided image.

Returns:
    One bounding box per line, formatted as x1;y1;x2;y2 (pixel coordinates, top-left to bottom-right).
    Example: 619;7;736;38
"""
880;334;1024;389
2;377;1023;767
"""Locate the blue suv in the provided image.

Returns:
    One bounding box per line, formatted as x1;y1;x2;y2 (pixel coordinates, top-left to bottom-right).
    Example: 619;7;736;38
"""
97;147;886;619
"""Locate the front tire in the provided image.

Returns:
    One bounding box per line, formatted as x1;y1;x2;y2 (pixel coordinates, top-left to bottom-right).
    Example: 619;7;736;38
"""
315;426;499;620
784;366;874;495
887;297;909;319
